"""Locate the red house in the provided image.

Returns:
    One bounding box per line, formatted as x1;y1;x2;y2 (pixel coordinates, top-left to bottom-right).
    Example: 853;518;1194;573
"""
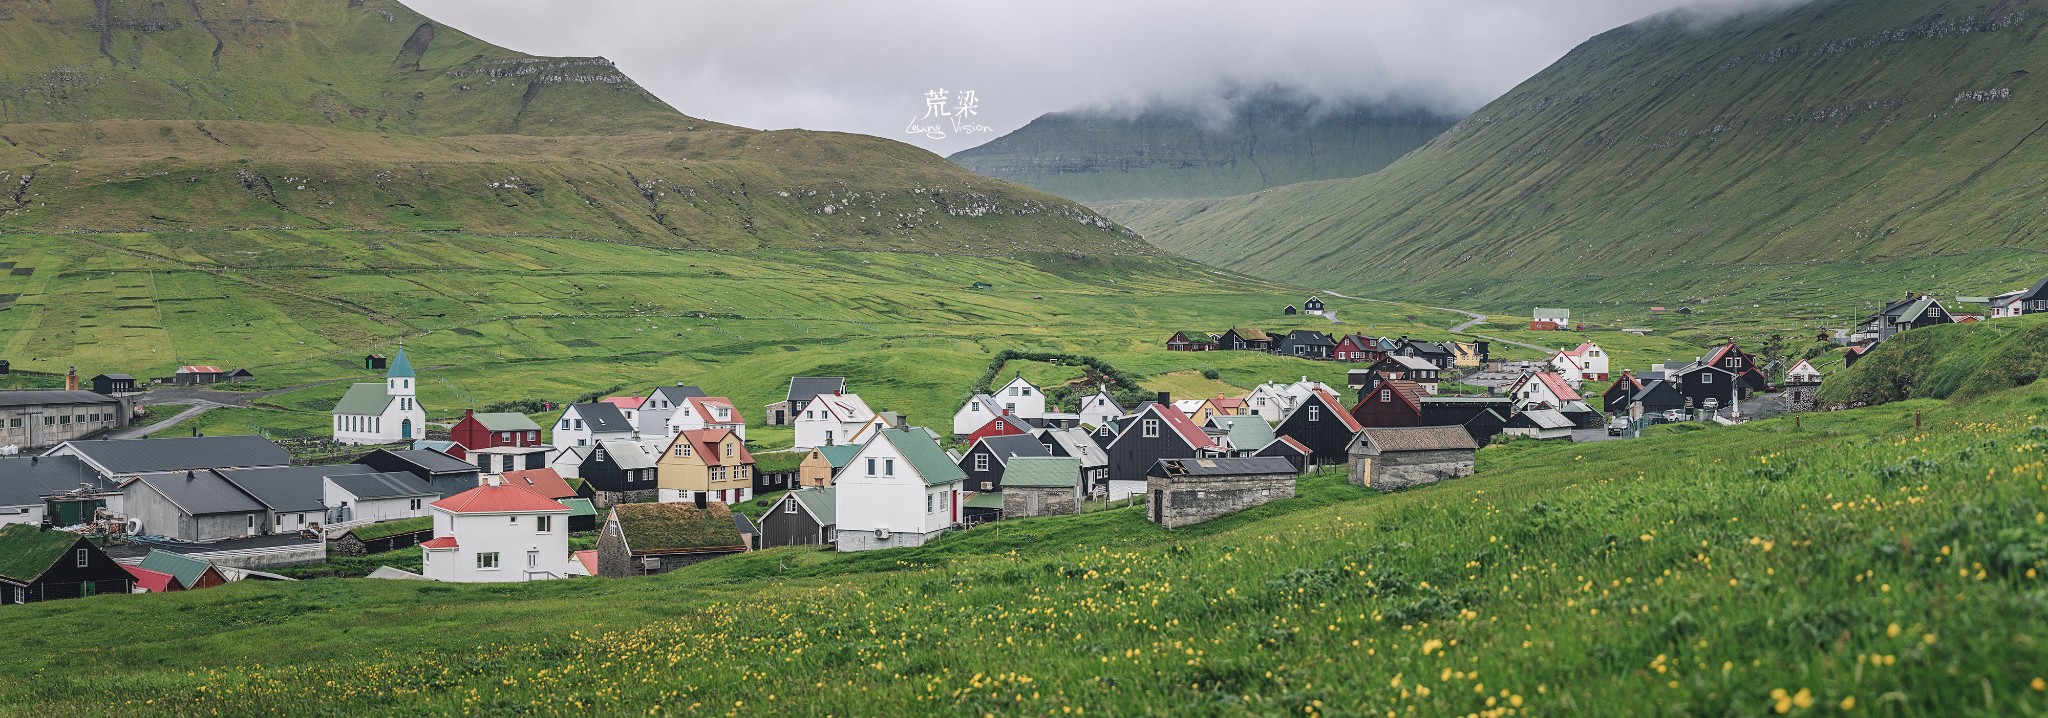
1350;379;1426;428
449;409;548;473
1166;331;1215;352
1335;335;1393;363
965;415;1032;445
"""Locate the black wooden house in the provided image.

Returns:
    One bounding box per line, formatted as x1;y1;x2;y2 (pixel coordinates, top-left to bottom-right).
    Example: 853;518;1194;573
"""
1105;399;1214;483
957;434;1052;493
1273;390;1363;466
0;524;134;604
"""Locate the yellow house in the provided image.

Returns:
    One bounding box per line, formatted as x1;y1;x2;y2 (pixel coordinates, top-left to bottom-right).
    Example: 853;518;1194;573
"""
798;444;862;488
656;428;756;504
1448;342;1486;369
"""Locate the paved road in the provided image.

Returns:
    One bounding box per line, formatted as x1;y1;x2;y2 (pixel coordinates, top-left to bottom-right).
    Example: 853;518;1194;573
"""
142;376;358;408
1320;290;1551;352
115;402;221;439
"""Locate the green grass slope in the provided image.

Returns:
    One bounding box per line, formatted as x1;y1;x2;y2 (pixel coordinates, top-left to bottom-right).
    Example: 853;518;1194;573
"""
1820;313;2048;406
0;0;1137;252
949;93;1458;204
7;360;2048;714
1133;0;2048;311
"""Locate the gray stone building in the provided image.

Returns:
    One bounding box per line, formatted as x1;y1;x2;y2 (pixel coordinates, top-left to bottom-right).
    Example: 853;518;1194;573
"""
1347;426;1478;492
1145;457;1298;529
1000;457;1083;519
0;390;131;450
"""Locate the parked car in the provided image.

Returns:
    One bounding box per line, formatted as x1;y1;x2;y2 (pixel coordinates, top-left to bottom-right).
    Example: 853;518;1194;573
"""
1607;418;1629;436
1702;398;1721;410
1662;410;1685;423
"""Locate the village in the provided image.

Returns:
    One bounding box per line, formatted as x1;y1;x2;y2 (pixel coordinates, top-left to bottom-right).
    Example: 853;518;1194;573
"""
0;289;1995;600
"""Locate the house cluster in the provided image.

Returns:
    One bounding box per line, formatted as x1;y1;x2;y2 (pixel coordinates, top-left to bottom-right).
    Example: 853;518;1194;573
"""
1599;342;1823;420
1167;324;1489;370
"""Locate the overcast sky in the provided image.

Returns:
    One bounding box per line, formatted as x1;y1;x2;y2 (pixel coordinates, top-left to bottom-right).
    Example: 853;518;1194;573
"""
407;0;1806;155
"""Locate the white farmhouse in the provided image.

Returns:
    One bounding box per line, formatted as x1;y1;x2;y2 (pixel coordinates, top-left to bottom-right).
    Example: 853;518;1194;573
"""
419;477;572;583
551;402;636;448
951;394;1009;439
794;391;875;449
1509;371;1582;411
993;375;1047;420
637;384;707;436
1243;383;1295;423
323;472;437;525
331;349;427;445
666;396;748;441
1076;386;1124;429
833;428;966;552
1554;342;1610;381
1548;352;1587;386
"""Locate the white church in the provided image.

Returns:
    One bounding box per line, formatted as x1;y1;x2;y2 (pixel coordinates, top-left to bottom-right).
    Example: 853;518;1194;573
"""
332;349;428;445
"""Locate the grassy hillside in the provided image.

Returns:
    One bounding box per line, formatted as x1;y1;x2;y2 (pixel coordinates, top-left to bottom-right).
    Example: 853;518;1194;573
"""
949;91;1457;204
8;355;2048;714
0;0;1137;252
1132;0;2048;315
1819;314;2048;406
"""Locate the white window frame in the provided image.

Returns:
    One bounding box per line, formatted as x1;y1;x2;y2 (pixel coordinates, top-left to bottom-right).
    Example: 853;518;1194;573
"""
477;552;500;570
974;454;989;472
536;515;552;533
75;548;88;568
1142;419;1160;438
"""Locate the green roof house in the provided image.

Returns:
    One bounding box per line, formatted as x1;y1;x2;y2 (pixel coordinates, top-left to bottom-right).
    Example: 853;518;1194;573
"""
833;428;968;552
0;524;135;604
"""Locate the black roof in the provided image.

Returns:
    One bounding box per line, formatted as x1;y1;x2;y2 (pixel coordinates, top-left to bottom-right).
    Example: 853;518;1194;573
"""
568;403;633;434
647;385;707;405
1282;330;1336;347
971;434;1052;464
0;455;110;507
217;466;374;514
358;449;477;476
731;511;758;536
60;435;291;475
1149;456;1299;478
787;377;846;404
93;374;136;381
326;471;437;500
0;390;120;409
126;471;268;516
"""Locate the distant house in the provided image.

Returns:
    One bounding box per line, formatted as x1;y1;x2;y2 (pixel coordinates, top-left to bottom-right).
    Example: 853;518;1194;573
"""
365;354;388;371
953;394;1012;439
0;455;109;528
667;397;748;441
963;415;1034;447
1335;335;1396;364
1283;305;1298;316
1303;296;1326;316
600;395;645;429
794;392;875;450
1216;327;1273;352
596;501;749;577
1504;409;1573;440
576;439;662;507
1555;342;1610;380
355;448;481;499
1671;363;1742;410
1202;414;1278;457
89;374;138;396
1843;344;1873;368
761;488;836;549
1350;379;1426;428
1274;330;1337;359
1628;380;1687;419
1105;399;1216;485
1603;372;1646;415
420;477;572;583
1986;277;2048;318
1853;295;1953;343
1446;341;1490;369
1368;356;1442;394
638;384;708;436
1002;457;1085;518
0;390;130;449
137;550;229;591
1347;426;1478;492
1145;457;1298;528
1255;436;1313;475
1076;386;1125;429
1393;339;1457;371
1785;360;1823;387
173;365;230;385
655;428;755;505
798;445;861;489
448;410;548;475
1531;308;1570;331
993;376;1047;421
1701;343;1770;394
834;428;967;552
551;403;636;449
1166;331;1216;352
1273;390;1364;466
324;471;437;525
956;434;1052;493
0;524;133;604
331;349;425;445
1509;371;1581;412
766;377;845;427
1242;383;1295;423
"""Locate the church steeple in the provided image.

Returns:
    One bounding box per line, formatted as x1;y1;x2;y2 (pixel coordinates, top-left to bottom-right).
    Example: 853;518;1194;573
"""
387;349;415;397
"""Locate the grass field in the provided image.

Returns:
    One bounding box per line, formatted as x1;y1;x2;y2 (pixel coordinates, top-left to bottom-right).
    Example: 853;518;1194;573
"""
6;354;2048;714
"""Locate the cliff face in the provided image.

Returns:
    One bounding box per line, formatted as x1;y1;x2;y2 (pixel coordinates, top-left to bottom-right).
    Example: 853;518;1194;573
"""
948;93;1461;204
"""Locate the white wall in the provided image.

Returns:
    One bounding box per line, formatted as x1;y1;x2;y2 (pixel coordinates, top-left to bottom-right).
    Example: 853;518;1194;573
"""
422;507;571;583
997;378;1047;420
0;504;41;527
952;399;993;438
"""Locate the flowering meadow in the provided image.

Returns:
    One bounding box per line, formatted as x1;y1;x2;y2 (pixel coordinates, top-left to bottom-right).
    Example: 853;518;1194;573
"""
5;389;2048;716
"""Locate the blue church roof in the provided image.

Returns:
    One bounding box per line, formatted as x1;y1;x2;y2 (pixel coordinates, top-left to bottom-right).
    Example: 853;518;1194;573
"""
387;349;415;378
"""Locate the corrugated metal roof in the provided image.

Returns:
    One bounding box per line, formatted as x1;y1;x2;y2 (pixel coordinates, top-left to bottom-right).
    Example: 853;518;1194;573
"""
0;390;120;409
882;428;966;486
597;440;660;470
790;488;836;525
332;383;394;416
326;471;437;500
127;470;268;516
64;436;290;475
470;412;541;432
1150;457;1298;478
216;466;363;513
1001;457;1082;488
0;455;110;507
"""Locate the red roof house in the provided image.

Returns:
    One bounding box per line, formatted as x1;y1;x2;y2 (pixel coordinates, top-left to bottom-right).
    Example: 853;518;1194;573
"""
123;565;182;593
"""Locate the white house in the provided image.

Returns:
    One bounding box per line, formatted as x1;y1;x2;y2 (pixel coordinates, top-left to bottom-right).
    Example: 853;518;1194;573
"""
994;376;1047;420
951;394;1009;439
1785;359;1823;385
666;396;747;440
794;392;875;449
1510;371;1582;411
1282;378;1341;410
1533;307;1571;327
1077;386;1124;429
1244;383;1296;423
1548;352;1587;386
552;402;636;448
1554;342;1610;381
833;428;966;552
419;477;572;583
331;349;427;445
637;384;706;436
547;445;592;479
323;472;437;525
600;396;643;428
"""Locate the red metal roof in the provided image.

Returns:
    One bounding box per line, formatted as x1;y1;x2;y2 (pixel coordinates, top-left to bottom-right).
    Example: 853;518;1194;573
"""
420;536;459;549
574;549;600;576
178;365;223;374
499;468;577;500
1536;372;1583;402
1275;436;1312;454
1152;404;1214;449
124;565;181;592
601;395;645;410
687;397;747;425
430;484;569;514
677;428;754;465
1318;390;1365;432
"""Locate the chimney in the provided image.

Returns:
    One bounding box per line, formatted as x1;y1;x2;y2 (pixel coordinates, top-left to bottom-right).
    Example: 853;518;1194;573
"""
1156;391;1171;406
65;366;78;391
835;388;843;396
465;408;475;419
694;492;707;510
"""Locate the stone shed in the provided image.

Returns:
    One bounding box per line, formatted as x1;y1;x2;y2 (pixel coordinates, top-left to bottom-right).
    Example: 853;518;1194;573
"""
1145;457;1298;529
1000;456;1084;519
1347;426;1478;492
597;501;750;578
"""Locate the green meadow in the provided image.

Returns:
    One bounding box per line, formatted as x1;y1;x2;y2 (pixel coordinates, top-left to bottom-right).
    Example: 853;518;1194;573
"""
5;338;2048;715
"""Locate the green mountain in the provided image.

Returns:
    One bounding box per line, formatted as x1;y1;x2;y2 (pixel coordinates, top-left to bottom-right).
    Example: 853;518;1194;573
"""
1129;0;2048;317
948;89;1458;204
0;0;1138;252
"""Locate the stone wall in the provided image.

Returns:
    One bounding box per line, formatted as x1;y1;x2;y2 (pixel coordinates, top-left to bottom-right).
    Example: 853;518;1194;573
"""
1349;449;1475;492
835;528;944;552
593;488;657;510
1145;474;1296;529
1784;385;1819;413
1003;487;1079;518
